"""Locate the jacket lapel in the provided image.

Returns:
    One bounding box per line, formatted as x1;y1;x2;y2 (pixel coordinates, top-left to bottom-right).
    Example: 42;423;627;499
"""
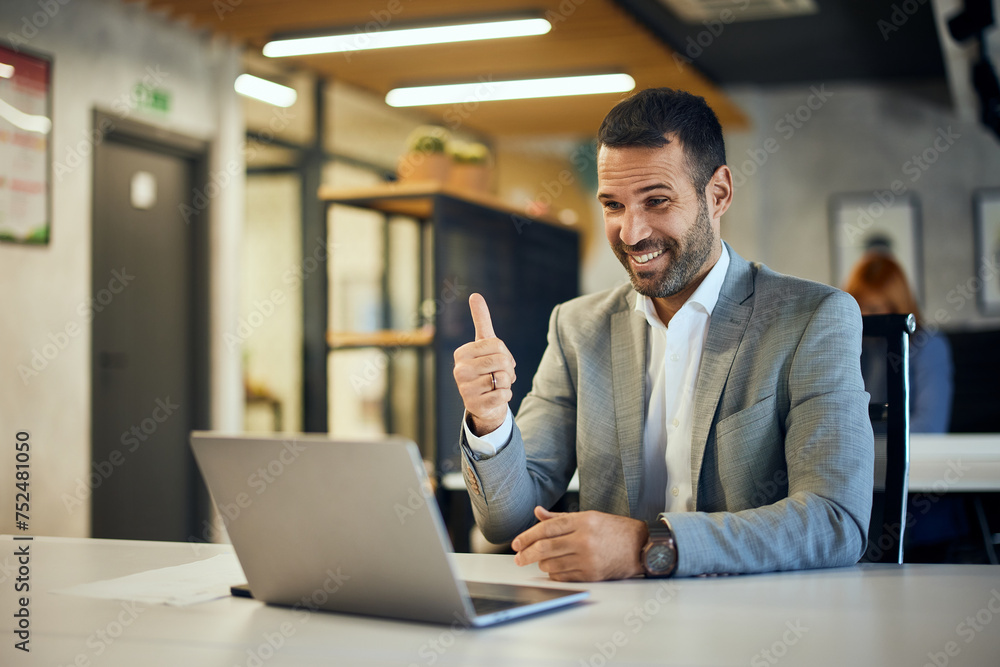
690;244;755;507
610;291;646;518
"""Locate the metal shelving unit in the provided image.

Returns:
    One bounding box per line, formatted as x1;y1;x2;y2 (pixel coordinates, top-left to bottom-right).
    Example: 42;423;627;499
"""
316;182;581;520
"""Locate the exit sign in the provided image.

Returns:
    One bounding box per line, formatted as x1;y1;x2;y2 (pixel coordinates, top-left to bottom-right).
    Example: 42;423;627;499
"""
134;83;170;114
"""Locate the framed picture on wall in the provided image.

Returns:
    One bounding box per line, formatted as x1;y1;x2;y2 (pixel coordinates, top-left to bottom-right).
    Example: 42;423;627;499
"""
0;45;52;245
973;188;1000;316
829;192;923;302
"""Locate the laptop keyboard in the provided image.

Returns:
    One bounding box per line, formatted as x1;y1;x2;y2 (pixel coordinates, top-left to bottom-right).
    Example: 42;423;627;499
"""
470;596;524;616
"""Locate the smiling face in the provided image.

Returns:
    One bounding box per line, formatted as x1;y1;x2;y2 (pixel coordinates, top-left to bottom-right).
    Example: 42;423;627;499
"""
598;138;728;304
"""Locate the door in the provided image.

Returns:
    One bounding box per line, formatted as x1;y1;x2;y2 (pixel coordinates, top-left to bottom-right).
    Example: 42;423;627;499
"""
91;117;207;541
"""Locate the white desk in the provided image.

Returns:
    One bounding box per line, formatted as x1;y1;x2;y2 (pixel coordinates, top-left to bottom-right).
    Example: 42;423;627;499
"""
4;536;1000;666
442;433;1000;493
909;434;1000;493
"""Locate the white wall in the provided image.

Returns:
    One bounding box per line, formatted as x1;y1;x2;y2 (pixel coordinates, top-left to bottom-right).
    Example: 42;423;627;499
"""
0;0;244;537
723;82;1000;329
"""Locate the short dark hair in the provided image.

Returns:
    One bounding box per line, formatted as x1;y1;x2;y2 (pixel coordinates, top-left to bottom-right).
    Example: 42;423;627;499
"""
597;88;726;194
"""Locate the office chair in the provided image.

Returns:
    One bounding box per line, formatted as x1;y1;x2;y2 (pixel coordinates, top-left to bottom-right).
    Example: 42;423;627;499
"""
859;313;915;564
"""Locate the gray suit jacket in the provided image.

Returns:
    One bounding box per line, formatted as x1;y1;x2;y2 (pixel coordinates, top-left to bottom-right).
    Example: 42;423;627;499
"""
460;244;874;577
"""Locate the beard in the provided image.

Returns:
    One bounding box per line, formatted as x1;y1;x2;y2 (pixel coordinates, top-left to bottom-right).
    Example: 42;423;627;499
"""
612;200;715;299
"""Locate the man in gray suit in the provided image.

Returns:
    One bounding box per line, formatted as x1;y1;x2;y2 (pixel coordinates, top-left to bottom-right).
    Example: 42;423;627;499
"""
453;88;873;581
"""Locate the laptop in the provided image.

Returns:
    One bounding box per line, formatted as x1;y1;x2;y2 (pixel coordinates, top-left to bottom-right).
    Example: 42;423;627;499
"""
190;432;589;626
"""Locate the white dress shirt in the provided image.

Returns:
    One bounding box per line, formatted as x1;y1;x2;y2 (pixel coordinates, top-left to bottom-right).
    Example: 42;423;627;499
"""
636;244;729;520
465;244;731;522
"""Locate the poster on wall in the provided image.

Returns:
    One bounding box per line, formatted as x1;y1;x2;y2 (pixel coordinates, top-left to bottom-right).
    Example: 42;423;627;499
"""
0;45;52;245
829;192;923;303
974;188;1000;316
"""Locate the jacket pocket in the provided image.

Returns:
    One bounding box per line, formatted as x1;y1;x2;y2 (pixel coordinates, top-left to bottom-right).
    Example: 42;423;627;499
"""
713;394;786;509
716;394;777;440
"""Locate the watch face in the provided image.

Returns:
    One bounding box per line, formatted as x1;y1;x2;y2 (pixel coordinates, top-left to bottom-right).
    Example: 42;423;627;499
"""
645;544;676;574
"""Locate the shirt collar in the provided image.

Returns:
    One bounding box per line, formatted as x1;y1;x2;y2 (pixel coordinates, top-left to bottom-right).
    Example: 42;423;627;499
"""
634;242;731;327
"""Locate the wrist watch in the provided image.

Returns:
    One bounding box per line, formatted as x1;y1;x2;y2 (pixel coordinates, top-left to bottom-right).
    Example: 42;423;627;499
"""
641;517;678;578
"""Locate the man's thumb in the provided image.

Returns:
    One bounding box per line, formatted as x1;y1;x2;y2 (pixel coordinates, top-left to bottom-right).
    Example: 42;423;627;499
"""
534;506;560;521
469;293;496;341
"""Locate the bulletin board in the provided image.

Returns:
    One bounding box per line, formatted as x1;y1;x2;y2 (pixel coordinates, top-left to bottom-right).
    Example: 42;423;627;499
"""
0;45;52;245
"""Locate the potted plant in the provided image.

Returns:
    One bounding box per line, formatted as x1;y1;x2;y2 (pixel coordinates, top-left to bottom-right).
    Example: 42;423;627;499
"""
445;140;492;193
397;125;451;184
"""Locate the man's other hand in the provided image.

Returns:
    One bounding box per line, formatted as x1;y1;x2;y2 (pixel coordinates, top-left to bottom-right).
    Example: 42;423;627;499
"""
453;293;517;436
511;506;649;582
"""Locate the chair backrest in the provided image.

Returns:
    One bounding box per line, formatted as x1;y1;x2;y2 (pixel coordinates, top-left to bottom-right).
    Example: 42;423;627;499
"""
859;313;915;564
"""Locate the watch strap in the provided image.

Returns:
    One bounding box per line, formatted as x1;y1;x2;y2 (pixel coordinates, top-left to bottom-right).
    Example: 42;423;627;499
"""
648;518;674;539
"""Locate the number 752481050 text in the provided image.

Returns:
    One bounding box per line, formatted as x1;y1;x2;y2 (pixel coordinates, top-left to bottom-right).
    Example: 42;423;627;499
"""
15;431;30;531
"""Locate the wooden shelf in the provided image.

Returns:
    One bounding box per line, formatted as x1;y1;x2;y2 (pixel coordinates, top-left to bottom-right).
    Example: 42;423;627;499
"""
327;326;435;350
318;181;568;229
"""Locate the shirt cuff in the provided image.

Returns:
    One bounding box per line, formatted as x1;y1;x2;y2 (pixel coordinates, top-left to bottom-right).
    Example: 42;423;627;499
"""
463;408;513;458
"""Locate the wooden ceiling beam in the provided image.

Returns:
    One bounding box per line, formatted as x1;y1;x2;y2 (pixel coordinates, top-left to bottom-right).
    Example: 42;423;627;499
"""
128;0;748;135
145;0;561;30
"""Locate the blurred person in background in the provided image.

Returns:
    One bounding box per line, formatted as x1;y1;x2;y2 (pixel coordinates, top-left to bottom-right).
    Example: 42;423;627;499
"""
844;251;953;432
844;251;968;561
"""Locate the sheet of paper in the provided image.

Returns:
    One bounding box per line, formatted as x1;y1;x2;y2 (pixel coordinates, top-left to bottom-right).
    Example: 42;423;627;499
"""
54;553;247;606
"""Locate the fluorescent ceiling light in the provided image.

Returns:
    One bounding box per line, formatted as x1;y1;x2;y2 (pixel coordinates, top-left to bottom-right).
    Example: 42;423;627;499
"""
385;73;636;107
234;74;297;107
0;63;14;79
264;17;551;58
0;97;50;134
